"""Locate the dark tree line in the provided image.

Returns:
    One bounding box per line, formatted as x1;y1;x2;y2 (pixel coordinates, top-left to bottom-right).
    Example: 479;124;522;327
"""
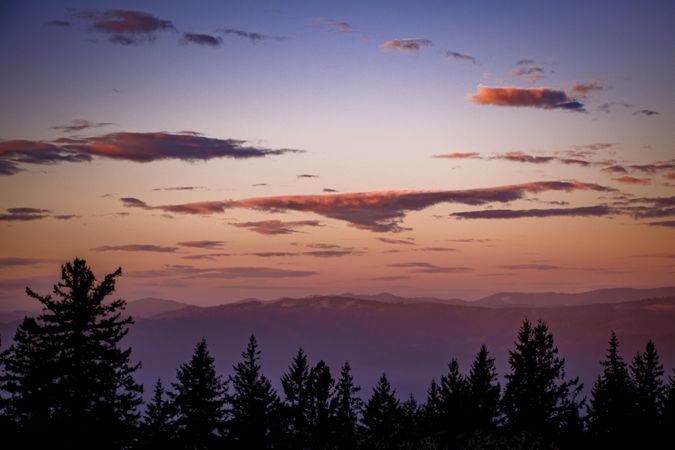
1;259;675;449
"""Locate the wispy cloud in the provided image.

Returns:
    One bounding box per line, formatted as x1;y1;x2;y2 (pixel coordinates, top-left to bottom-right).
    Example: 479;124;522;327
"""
432;152;480;159
0;207;51;221
613;175;651;185
232;220;324;235
497;264;560;271
313;17;353;32
388;262;472;274
52;120;114;133
73;9;176;45
633;109;659;116
127;181;613;233
1;131;302;175
380;38;432;52
445;50;478;64
93;244;179;253
469;85;585;111
512;65;545;82
571;81;603;96
180;32;222;47
176;240;226;249
220;28;285;42
378;237;416;246
451;205;615;219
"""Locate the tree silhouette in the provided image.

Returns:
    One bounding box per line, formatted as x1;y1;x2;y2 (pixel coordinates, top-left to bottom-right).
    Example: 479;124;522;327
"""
437;358;469;446
2;258;142;450
139;379;177;450
663;370;675;440
630;339;665;446
329;361;362;450
170;338;227;449
466;344;501;434
587;331;635;446
362;373;400;449
502;318;583;447
306;360;335;449
280;347;311;449
228;335;281;450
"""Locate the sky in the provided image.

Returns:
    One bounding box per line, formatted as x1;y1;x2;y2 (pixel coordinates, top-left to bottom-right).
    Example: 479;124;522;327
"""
0;0;674;309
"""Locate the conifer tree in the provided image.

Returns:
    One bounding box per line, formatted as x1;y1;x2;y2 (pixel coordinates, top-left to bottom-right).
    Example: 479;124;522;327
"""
170;339;227;450
362;373;400;449
587;331;635;446
2;258;142;450
280;347;311;449
466;344;501;433
630;339;665;444
139;379;177;450
422;379;442;444
306;360;335;449
438;359;469;446
663;370;675;439
228;335;281;450
329;361;362;450
502;318;583;446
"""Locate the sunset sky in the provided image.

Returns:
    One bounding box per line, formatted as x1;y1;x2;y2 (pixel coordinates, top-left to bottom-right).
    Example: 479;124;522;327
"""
1;0;673;309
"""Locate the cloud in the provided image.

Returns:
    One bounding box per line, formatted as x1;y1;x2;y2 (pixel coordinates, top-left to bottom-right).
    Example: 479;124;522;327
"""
602;165;628;174
220;29;284;42
571;81;603;96
598;102;633;114
232;220;324;235
153;186;203;191
314;17;353;32
649;220;675;228
304;250;362;258
180;32;222;47
419;247;456;252
185;267;316;279
120;197;151;209
297;174;319;178
53;214;81;220
451;205;615;219
0;207;51;221
0;258;50;268
56;132;303;162
493;152;555;164
52;120;114;133
75;9;176;45
323;188;338;192
378;237;416;246
515;59;535;65
388;262;472;274
433;152;480;159
44;20;72;27
0;132;302;175
369;275;410;281
512;65;545;82
133;180;613;233
469;85;585;111
181;253;231;261
445;51;478;64
380;38;432;52
176;240;225;249
497;264;560;270
613;175;651;185
93;244;179;253
628;160;675;174
634;109;659;116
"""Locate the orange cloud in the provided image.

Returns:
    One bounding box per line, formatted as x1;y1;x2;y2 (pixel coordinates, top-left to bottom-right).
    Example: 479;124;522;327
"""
469;85;585;111
613;176;651;185
380;38;432;52
432;152;480;159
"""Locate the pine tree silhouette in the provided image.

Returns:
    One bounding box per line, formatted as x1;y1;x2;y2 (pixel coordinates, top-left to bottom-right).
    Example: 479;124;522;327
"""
228;335;281;450
502;318;584;447
362;373;400;449
139;379;177;450
422;379;442;445
306;360;335;449
438;358;469;446
466;344;501;434
2;258;142;450
630;339;665;446
329;361;362;450
170;338;227;450
280;347;311;449
663;370;675;440
587;331;635;446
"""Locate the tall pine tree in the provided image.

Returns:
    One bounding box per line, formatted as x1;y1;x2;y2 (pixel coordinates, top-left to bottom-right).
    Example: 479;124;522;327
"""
228;335;281;450
306;360;334;449
280;347;311;449
1;258;142;450
587;331;635;446
438;359;469;446
502;318;583;447
170;338;227;450
329;361;362;450
466;344;501;433
139;379;177;450
630;339;665;446
362;373;400;449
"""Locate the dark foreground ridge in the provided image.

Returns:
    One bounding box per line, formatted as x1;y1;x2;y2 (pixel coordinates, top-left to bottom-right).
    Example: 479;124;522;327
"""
1;259;674;449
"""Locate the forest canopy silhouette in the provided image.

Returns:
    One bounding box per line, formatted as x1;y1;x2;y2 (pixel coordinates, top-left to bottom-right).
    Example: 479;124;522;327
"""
1;259;674;449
